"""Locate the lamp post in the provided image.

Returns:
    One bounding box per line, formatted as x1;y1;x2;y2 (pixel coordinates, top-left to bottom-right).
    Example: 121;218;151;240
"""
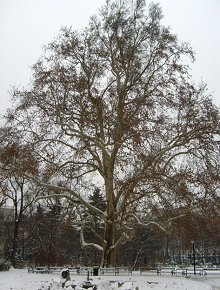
191;241;196;275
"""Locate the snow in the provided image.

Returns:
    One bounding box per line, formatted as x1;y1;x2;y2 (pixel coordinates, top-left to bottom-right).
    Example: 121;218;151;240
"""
0;268;219;290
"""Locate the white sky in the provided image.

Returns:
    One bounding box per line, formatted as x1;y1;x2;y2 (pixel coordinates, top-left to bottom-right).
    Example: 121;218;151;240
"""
0;0;220;116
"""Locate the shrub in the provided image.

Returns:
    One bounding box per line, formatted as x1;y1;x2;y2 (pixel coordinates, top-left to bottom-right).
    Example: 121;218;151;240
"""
0;258;10;271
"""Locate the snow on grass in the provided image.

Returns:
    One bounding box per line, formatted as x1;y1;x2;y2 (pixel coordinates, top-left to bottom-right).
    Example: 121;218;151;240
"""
0;268;216;290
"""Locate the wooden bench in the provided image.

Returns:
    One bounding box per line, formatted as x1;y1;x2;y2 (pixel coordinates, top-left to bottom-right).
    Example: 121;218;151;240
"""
140;267;178;276
201;268;220;276
100;267;118;275
181;268;208;276
159;268;187;276
115;267;132;275
100;267;132;275
80;267;94;275
28;266;80;274
48;267;80;274
28;267;34;273
159;267;207;277
30;267;50;274
139;267;155;275
47;267;62;273
138;266;211;277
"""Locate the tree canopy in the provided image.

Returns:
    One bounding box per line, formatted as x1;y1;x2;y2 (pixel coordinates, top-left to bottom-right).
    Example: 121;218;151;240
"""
1;0;220;266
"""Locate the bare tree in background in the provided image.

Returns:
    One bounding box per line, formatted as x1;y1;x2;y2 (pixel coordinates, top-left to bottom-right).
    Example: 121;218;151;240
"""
2;0;220;266
0;142;39;266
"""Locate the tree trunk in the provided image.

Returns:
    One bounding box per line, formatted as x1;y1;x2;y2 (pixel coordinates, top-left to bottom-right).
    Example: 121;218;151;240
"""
101;216;116;267
48;238;52;267
101;158;117;267
11;220;19;267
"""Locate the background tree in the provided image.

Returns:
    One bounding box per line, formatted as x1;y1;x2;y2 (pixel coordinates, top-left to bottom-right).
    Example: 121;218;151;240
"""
2;0;220;266
0;142;39;266
0;188;6;207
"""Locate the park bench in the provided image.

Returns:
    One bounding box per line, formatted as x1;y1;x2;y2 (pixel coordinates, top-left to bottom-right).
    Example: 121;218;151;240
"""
139;266;156;275
100;267;118;275
48;266;80;274
158;267;208;277
155;267;178;276
115;267;132;275
202;267;220;276
79;267;94;275
28;267;50;274
47;267;77;274
158;267;196;276
181;268;208;276
46;267;62;273
139;266;207;277
140;267;179;276
100;267;132;275
28;266;80;274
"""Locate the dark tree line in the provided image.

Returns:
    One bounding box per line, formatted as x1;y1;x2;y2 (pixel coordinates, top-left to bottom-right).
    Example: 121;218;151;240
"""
1;190;220;268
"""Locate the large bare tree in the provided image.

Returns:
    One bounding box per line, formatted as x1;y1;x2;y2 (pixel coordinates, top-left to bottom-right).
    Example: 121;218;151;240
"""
3;0;220;266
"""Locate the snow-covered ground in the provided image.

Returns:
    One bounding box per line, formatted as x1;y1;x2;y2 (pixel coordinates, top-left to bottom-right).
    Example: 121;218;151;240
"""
1;268;220;290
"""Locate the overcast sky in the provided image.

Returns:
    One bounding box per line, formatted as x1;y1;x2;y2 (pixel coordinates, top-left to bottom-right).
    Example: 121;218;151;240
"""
0;0;220;116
